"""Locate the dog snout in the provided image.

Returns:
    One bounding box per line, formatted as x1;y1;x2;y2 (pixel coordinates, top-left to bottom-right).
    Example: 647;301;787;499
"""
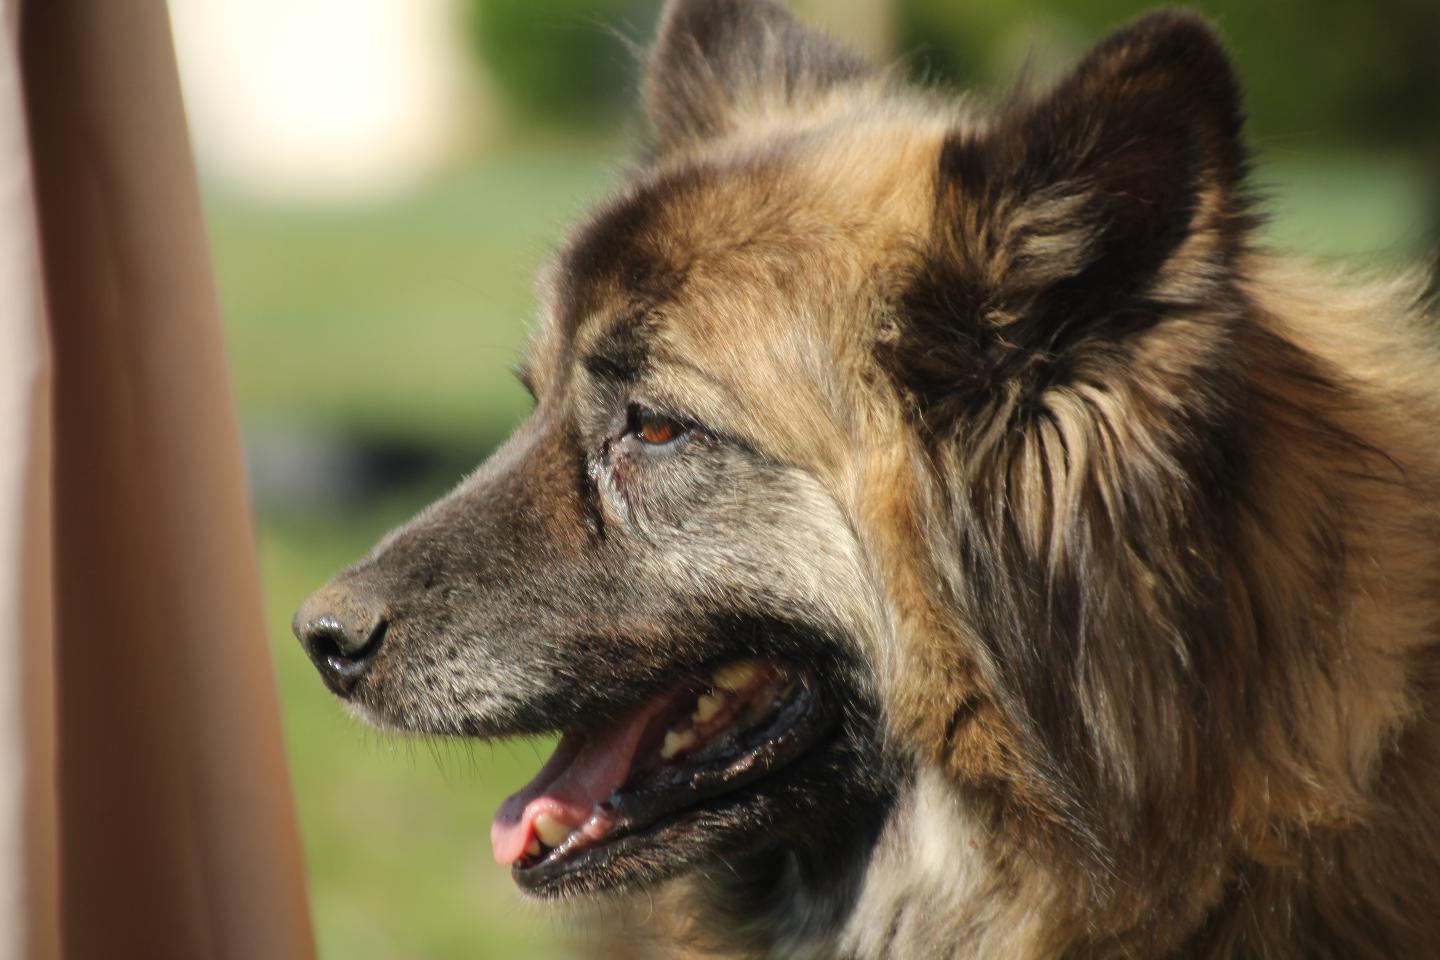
293;581;391;696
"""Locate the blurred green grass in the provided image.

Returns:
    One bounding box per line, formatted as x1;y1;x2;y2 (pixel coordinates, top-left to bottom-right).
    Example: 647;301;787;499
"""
214;143;622;447
210;142;1431;959
1255;151;1432;264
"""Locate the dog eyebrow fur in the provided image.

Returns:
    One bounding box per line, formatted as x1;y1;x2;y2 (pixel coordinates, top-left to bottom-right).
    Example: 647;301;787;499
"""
555;170;702;341
582;314;655;387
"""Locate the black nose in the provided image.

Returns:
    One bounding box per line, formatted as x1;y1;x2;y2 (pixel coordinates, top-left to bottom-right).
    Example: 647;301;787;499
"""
293;584;390;696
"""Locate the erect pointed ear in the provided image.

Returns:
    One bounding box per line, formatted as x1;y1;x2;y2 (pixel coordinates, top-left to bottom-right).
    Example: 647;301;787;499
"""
903;10;1252;414
644;0;874;154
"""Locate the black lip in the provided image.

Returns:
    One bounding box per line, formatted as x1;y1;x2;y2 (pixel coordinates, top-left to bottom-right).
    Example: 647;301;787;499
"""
512;673;836;895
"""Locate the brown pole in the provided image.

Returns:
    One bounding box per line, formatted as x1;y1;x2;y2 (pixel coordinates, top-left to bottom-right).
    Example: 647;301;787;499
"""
21;1;316;956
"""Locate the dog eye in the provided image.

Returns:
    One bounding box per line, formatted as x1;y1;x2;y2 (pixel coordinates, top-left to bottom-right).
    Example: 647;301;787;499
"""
631;405;684;446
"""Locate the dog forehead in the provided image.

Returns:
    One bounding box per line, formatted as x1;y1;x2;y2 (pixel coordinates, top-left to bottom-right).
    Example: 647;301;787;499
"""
535;119;946;381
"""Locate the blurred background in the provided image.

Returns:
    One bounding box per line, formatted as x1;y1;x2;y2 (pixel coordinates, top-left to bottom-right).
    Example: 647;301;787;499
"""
164;0;1437;956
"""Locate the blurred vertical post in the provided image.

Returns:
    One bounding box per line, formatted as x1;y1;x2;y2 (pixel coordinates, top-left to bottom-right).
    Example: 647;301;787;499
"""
14;0;317;957
0;3;58;957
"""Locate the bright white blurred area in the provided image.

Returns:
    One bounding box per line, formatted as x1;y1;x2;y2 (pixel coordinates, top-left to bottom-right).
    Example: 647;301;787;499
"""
168;0;483;202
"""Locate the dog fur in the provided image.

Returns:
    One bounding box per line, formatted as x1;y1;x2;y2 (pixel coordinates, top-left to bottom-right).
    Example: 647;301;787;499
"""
298;2;1440;956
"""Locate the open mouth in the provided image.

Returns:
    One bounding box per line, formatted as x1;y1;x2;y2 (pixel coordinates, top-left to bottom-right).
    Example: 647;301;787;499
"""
491;658;831;891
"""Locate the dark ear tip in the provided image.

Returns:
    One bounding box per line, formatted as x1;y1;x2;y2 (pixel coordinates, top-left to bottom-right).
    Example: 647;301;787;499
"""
644;0;872;154
1077;7;1243;127
1097;8;1236;79
653;0;785;52
1109;7;1226;48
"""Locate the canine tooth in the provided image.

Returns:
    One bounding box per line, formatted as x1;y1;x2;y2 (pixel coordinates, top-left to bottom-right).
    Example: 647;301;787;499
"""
533;812;572;848
661;729;698;760
693;692;724;724
713;661;757;692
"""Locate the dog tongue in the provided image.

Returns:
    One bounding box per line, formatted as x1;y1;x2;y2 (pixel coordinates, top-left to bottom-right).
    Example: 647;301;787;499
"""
490;693;671;865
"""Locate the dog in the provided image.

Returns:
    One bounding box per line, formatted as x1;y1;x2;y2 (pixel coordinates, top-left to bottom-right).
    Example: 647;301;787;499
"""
294;1;1440;955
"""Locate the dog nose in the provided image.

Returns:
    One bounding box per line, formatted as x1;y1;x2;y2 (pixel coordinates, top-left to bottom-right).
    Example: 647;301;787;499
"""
293;583;390;696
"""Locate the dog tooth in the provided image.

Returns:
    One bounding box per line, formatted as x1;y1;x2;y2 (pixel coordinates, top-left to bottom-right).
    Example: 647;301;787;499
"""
533;812;572;848
525;837;541;858
713;661;757;692
693;692;724;724
661;729;698;760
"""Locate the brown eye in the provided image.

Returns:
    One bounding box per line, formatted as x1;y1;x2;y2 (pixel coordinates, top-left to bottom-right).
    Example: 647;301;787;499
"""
635;406;683;445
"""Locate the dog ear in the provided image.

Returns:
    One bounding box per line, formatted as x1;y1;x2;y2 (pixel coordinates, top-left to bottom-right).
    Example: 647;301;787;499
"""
644;0;874;154
895;11;1253;428
886;13;1262;865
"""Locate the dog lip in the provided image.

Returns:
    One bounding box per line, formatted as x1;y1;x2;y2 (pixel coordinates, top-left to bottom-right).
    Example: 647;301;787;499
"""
494;660;795;867
510;668;832;892
490;690;678;866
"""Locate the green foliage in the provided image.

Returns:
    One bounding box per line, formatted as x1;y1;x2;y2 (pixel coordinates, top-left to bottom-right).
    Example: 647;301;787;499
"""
467;0;661;125
895;0;1437;150
461;0;1436;189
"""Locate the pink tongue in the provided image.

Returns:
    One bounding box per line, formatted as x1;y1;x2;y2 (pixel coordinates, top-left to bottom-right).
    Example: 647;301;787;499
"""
490;693;672;865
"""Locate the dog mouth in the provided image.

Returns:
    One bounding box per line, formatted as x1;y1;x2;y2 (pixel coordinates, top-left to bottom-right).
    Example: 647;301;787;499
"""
491;658;831;892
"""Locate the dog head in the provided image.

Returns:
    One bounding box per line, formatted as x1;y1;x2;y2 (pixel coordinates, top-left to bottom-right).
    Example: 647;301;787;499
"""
296;0;1275;944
